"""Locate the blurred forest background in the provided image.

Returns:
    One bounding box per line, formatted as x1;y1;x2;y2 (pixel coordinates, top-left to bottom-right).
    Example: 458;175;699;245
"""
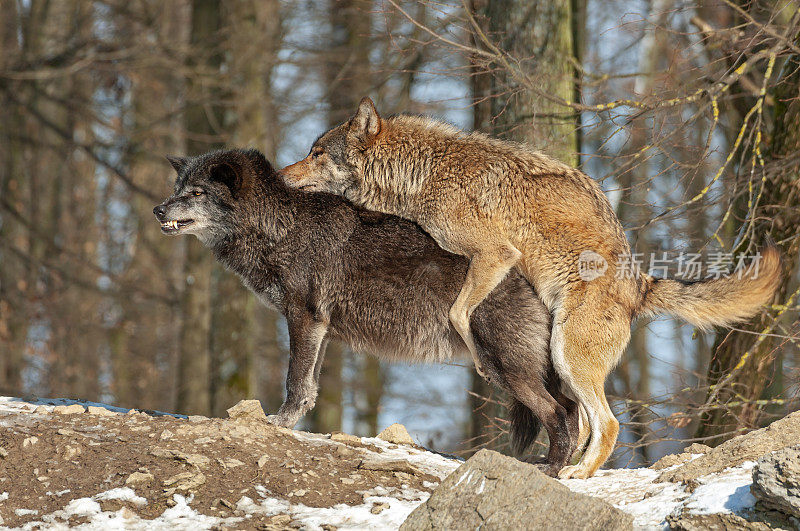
1;0;799;468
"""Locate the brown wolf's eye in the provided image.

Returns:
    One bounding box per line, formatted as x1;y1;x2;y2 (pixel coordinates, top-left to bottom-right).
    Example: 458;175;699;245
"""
312;150;323;159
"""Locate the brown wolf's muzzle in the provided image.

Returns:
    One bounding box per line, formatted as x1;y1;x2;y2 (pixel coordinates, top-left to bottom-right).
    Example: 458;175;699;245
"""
280;159;314;189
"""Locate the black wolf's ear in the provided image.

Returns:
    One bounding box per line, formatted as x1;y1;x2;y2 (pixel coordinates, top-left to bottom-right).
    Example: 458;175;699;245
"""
351;97;381;140
166;155;188;174
209;161;242;198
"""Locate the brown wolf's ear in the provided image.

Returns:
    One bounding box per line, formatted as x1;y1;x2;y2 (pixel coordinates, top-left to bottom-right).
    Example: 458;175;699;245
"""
351;97;381;140
209;161;243;198
166;155;188;174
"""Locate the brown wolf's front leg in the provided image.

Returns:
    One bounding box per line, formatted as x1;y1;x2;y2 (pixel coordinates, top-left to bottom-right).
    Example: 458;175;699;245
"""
450;243;521;380
267;311;328;428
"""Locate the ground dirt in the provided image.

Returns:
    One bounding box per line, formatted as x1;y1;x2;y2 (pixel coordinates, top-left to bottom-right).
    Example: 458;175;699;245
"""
0;398;458;529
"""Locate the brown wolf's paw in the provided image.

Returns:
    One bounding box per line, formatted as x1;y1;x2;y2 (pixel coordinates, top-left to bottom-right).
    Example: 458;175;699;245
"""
557;463;594;479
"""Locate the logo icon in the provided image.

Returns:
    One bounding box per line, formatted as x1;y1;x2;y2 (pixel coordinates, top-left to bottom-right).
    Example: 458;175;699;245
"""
578;250;608;281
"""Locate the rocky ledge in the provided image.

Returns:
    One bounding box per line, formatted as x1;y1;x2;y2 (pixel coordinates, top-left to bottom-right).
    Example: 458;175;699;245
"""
1;397;799;530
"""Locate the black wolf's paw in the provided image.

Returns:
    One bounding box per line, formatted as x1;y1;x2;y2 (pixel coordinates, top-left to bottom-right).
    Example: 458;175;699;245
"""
266;414;296;428
532;462;560;478
522;456;560;477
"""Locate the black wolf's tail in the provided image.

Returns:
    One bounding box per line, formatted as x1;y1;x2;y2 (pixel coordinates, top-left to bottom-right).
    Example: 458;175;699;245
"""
509;397;542;455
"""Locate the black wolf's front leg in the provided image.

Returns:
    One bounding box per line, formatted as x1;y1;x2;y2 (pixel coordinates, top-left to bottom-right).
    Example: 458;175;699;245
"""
267;308;328;428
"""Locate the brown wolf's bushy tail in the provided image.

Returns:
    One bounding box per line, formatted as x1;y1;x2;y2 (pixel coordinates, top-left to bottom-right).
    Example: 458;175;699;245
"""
637;245;781;329
509;397;542;456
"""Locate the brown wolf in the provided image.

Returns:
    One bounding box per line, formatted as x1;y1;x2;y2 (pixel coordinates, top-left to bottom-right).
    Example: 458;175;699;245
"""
280;98;782;478
153;148;579;475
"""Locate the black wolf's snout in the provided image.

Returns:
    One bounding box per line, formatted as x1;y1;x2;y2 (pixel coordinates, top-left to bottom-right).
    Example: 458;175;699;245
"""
153;204;166;220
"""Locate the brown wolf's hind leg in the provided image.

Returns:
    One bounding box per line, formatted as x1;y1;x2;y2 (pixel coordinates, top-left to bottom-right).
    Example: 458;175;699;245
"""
450;243;521;380
551;299;629;479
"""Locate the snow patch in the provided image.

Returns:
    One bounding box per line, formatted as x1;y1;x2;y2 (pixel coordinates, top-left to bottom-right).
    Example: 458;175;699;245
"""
562;461;760;529
235;484;431;530
62;497;102;518
94;487;148;506
359;436;462;479
17;494;243;530
681;462;757;516
0;396;185;418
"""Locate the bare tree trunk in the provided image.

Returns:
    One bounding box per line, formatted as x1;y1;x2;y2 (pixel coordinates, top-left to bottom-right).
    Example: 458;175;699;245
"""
484;0;578;165
468;0;580;454
207;0;287;418
231;0;288;415
307;0;379;435
176;0;224;415
0;0;25;395
119;1;190;411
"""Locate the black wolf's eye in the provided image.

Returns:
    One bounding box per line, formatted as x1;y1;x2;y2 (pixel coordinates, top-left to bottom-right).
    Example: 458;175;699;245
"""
193;190;204;196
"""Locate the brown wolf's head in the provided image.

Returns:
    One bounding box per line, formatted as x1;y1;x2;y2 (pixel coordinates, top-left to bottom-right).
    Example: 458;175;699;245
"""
280;97;381;196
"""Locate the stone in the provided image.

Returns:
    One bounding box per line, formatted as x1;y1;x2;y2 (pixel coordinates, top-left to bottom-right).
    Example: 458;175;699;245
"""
666;511;774;530
163;471;206;494
270;515;292;525
217;458;244;469
358;458;421;475
401;450;632;530
371;502;390;514
87;406;115;416
335;445;355;457
330;432;361;444
685;443;712;454
149;447;210;468
651;444;713;470
22;436;38;448
53;404;85;415
226;399;267;421
0;447;8;459
751;445;800;518
660;410;800;483
125;472;154;485
63;445;81;459
651;452;695;471
377;423;415;446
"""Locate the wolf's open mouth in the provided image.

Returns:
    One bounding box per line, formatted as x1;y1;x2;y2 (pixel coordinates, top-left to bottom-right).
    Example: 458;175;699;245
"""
160;219;194;233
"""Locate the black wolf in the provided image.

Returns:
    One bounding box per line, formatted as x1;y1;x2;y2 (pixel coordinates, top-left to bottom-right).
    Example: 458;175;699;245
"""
153;148;578;474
